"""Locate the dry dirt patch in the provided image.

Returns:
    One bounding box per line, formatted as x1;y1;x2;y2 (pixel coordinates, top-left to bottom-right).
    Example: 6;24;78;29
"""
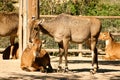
0;54;120;80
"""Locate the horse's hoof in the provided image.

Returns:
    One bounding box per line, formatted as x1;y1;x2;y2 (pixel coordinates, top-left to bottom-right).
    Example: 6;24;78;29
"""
57;66;63;73
90;68;97;74
10;57;13;59
64;67;69;73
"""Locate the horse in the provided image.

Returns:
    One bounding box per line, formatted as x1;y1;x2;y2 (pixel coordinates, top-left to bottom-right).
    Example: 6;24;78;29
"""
21;38;53;72
1;42;19;59
29;13;101;74
99;32;120;60
0;12;19;59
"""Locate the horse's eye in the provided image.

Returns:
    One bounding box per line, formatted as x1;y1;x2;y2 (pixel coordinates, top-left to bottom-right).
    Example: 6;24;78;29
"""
103;34;106;36
34;27;38;31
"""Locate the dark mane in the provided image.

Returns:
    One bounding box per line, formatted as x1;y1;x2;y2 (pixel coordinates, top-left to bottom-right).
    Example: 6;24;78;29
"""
109;32;114;41
38;24;53;37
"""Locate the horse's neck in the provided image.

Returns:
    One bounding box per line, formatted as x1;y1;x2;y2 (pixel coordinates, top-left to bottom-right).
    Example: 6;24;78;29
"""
41;22;55;36
105;37;113;49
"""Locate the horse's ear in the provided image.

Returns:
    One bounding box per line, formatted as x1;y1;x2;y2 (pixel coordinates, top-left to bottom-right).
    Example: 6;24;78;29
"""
108;32;112;38
108;32;111;35
38;19;45;25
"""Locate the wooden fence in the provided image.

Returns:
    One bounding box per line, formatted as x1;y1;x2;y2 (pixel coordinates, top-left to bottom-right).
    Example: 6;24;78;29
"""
40;15;120;19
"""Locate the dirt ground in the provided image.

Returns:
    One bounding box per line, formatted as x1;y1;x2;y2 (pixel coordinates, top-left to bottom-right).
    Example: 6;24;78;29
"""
0;54;120;80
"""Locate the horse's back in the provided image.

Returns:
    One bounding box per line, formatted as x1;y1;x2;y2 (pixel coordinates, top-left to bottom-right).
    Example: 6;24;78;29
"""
0;12;18;36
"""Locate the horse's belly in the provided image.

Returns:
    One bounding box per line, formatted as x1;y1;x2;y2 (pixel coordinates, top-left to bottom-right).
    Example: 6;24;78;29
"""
71;33;90;43
71;39;85;43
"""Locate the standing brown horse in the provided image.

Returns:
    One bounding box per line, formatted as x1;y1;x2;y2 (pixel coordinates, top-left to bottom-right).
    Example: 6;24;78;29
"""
0;12;19;59
29;13;101;74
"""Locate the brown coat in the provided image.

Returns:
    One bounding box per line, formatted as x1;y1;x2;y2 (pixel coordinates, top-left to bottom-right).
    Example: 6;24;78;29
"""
1;43;19;59
99;32;120;60
21;38;53;72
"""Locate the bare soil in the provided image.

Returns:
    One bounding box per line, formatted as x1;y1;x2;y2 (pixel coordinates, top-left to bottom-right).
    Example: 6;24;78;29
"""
0;54;120;80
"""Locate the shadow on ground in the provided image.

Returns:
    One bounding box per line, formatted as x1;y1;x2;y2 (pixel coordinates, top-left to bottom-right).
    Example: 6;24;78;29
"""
0;72;81;80
70;68;120;73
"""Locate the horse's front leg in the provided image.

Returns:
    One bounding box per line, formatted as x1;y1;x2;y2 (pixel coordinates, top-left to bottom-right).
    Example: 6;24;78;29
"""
57;39;69;72
90;37;99;74
63;39;69;72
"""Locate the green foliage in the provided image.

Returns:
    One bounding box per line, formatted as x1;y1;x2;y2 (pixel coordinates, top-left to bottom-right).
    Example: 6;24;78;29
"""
101;19;120;32
86;3;120;16
0;0;15;12
39;0;120;16
65;0;78;15
40;0;81;15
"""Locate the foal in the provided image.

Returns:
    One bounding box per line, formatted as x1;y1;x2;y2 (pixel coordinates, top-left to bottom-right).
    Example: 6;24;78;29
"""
99;32;120;60
21;38;53;72
2;43;19;59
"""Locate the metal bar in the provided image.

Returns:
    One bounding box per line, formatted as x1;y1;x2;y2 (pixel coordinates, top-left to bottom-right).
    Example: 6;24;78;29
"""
45;49;105;54
39;15;120;19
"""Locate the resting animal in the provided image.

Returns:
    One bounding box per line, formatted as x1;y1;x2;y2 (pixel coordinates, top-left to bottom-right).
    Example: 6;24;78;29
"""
21;38;53;72
0;12;19;59
1;42;19;59
99;32;120;60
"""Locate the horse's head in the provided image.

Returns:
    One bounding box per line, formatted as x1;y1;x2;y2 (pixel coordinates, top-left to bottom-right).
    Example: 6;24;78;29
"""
98;32;112;40
29;19;44;43
32;38;42;57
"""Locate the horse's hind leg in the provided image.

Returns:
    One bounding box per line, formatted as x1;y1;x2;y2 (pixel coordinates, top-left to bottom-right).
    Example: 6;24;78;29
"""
22;66;37;72
47;63;53;72
10;36;15;59
90;37;99;74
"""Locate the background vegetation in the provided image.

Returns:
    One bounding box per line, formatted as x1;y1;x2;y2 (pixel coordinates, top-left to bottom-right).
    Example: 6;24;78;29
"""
40;0;120;16
0;0;15;12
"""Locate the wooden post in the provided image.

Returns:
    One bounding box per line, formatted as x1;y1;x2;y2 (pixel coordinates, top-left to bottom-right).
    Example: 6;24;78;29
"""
19;0;39;58
22;0;28;51
78;44;83;57
36;0;39;19
27;0;39;42
18;0;23;59
28;0;39;20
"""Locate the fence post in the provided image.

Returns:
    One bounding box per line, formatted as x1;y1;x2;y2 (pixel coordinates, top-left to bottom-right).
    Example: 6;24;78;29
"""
22;0;28;51
78;44;83;57
19;0;39;58
28;0;39;20
27;0;39;42
18;0;23;59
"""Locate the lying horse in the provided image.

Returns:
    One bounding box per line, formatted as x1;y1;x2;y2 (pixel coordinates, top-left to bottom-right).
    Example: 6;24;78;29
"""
21;38;53;72
29;13;101;74
33;49;53;72
0;12;19;59
99;32;120;60
1;42;19;59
